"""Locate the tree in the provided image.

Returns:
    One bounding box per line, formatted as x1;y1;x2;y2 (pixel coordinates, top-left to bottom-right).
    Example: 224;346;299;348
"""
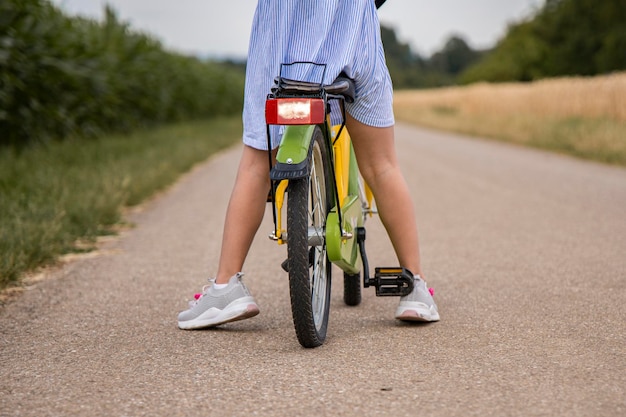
460;0;626;83
536;0;626;75
380;26;483;88
430;35;483;76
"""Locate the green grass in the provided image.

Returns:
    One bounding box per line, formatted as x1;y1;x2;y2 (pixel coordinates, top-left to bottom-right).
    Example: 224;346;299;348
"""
0;116;242;289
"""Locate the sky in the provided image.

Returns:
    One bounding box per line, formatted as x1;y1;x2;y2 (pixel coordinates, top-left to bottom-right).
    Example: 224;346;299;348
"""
51;0;542;59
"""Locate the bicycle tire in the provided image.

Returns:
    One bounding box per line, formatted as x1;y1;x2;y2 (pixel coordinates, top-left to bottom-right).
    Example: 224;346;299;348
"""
287;127;332;348
343;272;362;306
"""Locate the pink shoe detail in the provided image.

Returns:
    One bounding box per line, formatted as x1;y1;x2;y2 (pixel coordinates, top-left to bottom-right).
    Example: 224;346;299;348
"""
428;287;435;296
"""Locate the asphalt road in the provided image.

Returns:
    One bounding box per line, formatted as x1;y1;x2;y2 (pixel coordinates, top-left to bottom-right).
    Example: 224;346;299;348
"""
1;123;625;417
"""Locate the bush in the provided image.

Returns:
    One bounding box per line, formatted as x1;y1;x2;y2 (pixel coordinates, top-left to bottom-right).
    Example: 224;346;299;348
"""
0;0;244;146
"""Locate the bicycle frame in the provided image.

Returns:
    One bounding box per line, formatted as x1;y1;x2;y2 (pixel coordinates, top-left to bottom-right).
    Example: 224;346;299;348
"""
267;102;372;276
325;124;372;274
265;64;414;348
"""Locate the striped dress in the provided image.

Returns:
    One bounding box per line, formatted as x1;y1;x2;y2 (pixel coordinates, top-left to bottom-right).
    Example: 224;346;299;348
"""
243;0;395;150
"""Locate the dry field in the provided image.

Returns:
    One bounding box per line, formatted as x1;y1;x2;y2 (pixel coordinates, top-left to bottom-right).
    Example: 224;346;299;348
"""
394;72;626;166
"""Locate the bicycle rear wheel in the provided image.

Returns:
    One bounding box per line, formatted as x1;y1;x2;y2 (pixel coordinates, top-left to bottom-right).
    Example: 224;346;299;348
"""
287;127;332;348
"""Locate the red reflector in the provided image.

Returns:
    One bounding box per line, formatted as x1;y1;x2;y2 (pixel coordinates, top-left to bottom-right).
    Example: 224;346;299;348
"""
265;98;325;125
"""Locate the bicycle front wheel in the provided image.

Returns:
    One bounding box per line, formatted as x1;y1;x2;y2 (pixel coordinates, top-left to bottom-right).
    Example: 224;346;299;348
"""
287;127;332;348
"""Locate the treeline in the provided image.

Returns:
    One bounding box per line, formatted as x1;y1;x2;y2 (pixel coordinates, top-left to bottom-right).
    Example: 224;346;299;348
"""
382;0;626;88
382;27;484;89
0;0;244;147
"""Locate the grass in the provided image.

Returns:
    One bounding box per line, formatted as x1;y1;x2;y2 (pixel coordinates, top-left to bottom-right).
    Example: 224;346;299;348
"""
394;72;626;166
0;116;242;289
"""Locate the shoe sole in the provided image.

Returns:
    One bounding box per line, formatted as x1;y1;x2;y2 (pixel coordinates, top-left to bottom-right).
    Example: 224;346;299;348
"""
395;304;440;322
178;297;260;330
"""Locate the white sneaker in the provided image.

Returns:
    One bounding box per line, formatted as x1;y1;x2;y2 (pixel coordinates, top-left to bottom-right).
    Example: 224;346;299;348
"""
178;273;259;329
395;275;440;322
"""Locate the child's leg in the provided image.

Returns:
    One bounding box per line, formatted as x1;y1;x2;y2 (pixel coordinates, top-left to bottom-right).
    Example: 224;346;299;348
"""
215;145;273;284
345;113;423;277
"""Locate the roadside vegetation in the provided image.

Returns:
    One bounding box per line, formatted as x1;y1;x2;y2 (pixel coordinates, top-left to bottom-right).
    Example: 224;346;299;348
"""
0;0;243;146
0;1;244;289
384;0;625;165
383;0;625;89
394;73;626;166
0;118;242;289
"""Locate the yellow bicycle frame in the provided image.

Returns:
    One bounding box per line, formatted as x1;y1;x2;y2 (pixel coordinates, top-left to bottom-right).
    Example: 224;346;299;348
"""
330;125;374;211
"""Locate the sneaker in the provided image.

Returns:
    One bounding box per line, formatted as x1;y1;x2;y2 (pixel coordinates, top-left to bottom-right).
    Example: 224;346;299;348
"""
178;272;259;330
395;275;440;322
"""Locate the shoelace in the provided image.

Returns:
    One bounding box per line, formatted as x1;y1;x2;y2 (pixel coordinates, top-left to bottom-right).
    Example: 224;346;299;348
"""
188;278;216;308
415;275;435;297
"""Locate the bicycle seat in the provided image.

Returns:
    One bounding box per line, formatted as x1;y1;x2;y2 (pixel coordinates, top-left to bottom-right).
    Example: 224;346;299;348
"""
326;75;355;103
272;74;356;103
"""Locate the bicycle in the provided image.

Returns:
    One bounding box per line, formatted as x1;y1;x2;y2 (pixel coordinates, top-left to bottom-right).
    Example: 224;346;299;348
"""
265;62;415;348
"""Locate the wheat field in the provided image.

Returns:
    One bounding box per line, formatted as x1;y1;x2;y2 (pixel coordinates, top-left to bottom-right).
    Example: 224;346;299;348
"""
394;72;626;165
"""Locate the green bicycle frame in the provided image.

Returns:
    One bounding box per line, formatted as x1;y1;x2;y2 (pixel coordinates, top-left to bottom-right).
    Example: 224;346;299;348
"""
325;125;363;275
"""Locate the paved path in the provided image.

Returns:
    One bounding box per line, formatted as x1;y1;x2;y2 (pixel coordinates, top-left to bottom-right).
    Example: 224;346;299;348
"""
1;123;625;417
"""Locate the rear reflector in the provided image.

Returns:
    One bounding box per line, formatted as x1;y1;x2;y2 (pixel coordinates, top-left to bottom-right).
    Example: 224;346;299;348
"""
265;98;325;125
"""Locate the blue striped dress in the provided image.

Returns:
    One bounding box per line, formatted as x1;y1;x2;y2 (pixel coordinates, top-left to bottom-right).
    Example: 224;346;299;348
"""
243;0;395;150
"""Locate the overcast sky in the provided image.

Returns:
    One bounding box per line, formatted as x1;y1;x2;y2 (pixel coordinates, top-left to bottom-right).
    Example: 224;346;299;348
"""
51;0;542;59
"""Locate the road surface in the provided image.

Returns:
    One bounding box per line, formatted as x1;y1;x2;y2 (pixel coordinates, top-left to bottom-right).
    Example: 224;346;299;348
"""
1;123;625;416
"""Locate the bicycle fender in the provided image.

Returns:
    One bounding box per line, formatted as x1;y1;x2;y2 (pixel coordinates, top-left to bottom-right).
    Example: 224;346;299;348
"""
270;125;317;180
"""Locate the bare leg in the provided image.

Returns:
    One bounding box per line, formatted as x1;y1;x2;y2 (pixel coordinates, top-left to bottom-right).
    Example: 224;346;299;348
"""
346;113;424;277
215;145;273;284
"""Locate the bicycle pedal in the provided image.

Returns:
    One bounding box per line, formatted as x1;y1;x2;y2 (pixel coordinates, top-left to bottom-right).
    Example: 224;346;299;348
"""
369;267;414;297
